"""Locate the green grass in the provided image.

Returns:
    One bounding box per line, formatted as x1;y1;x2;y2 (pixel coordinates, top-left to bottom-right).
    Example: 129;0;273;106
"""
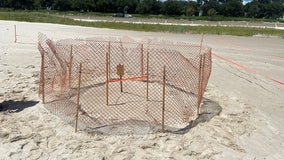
186;15;284;23
0;11;283;38
129;14;284;23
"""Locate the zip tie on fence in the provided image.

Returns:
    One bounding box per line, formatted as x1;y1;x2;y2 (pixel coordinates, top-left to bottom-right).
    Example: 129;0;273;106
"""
212;52;284;86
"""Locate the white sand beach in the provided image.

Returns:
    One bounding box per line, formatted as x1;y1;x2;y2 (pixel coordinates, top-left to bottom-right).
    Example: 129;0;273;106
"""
0;20;284;159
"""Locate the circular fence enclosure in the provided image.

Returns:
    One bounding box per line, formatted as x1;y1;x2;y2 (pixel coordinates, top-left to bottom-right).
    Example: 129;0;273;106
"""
38;33;212;135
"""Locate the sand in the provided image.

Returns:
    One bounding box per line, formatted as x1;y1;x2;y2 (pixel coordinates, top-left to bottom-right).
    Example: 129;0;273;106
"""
0;20;284;159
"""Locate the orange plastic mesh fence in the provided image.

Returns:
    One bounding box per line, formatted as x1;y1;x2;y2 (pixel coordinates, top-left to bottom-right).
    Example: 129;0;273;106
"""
38;33;212;134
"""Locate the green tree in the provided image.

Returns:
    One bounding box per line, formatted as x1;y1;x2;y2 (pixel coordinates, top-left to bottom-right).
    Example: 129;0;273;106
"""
1;0;35;9
207;8;217;16
247;4;260;18
245;0;283;19
71;0;96;12
185;7;196;16
39;0;54;9
33;0;41;9
187;1;200;16
96;0;116;12
265;2;283;18
53;0;72;11
202;0;221;16
161;0;188;15
115;0;138;13
135;0;162;14
221;0;244;17
244;1;264;18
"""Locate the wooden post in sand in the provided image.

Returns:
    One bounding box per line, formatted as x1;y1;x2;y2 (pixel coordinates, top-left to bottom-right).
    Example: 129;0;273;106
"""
69;45;73;88
106;42;110;106
75;63;82;132
41;50;45;104
141;44;144;76
162;66;166;132
117;64;124;93
14;25;17;43
198;34;204;55
146;49;149;101
108;41;111;80
197;34;204;115
201;55;206;110
197;55;204;115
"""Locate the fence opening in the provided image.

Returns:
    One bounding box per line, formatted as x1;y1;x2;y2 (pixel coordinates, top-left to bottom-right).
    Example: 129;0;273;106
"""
38;33;212;134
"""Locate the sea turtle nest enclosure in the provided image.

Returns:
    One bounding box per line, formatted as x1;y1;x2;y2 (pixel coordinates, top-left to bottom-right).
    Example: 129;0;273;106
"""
38;33;212;134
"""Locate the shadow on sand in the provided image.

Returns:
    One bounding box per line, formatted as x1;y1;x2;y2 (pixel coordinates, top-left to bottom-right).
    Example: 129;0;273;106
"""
171;97;222;134
0;100;39;113
83;97;221;135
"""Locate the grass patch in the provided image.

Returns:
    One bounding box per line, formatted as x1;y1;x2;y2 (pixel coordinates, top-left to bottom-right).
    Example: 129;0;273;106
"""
186;15;284;23
0;11;283;38
117;14;284;23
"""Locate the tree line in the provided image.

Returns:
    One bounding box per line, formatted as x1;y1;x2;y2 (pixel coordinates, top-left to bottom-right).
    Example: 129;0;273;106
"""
0;0;283;19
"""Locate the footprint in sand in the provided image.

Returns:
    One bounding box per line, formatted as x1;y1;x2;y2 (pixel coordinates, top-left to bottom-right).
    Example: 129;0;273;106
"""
12;89;23;94
25;65;35;69
0;128;10;138
31;72;39;78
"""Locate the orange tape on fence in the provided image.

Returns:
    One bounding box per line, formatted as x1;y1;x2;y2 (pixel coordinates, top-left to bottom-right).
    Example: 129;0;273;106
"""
212;52;284;86
107;75;148;83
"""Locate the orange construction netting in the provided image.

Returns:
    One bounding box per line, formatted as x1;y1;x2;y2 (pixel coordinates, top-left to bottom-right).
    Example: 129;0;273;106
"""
38;33;212;134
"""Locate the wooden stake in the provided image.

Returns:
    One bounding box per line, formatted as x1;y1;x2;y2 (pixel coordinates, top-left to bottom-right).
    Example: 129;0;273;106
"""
141;44;144;76
75;63;82;132
117;64;124;92
106;42;110;106
162;66;166;132
41;50;45;104
198;34;204;55
197;34;204;115
200;54;206;98
108;41;111;80
197;54;203;115
14;25;17;43
69;45;73;88
146;49;149;101
120;75;123;92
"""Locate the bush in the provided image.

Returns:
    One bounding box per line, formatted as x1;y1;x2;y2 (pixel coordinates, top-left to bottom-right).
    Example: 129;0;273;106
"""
207;9;217;17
